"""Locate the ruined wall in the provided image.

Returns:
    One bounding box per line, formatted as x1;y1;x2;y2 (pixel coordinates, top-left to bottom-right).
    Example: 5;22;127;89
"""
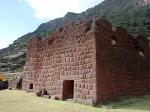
95;18;150;103
23;18;150;104
9;75;22;89
22;21;97;104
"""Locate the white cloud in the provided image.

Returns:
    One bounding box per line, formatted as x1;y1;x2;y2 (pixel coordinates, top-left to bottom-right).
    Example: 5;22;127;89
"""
0;42;9;49
24;0;103;20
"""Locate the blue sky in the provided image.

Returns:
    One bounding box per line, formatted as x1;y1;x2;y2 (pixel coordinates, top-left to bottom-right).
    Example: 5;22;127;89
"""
0;0;104;49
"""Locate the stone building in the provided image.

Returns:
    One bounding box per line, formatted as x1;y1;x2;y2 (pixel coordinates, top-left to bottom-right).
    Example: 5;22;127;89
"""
22;18;150;105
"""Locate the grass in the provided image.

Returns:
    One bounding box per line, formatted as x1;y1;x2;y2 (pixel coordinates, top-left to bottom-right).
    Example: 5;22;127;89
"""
5;52;24;59
106;96;150;111
0;90;150;112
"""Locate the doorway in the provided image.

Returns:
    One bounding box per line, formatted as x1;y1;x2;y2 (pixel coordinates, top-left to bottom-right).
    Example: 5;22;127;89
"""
16;79;22;90
62;80;74;100
29;83;33;89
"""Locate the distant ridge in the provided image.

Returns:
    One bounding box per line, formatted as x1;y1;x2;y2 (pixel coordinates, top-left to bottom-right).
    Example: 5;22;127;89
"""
0;0;150;72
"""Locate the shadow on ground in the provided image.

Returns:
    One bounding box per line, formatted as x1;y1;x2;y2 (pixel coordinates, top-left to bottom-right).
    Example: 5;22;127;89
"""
101;95;150;112
0;90;150;112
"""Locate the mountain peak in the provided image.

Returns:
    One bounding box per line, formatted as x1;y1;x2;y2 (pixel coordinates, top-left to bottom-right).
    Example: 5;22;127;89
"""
133;0;150;6
103;0;150;7
1;0;150;72
64;12;79;18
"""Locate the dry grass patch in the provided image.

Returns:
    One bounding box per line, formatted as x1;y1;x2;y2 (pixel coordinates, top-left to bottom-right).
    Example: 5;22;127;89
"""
0;90;150;112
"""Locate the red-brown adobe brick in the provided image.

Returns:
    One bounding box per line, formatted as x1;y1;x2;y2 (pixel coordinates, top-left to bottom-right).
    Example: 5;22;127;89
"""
22;18;150;105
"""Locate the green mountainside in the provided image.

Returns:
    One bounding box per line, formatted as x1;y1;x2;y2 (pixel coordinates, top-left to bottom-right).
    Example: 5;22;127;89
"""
0;0;150;72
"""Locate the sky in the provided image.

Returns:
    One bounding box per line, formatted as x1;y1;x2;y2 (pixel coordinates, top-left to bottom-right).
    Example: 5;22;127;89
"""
0;0;104;49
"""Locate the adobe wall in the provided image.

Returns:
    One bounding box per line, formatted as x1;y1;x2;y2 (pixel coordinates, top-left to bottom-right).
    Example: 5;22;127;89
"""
95;18;150;103
22;20;97;104
22;18;150;104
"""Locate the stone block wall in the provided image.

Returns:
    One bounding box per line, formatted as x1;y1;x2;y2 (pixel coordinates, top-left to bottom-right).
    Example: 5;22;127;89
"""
22;18;150;104
9;75;22;89
22;20;97;104
95;18;150;103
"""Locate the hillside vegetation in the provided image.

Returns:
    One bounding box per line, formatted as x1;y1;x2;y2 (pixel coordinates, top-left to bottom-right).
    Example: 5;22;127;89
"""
0;0;150;72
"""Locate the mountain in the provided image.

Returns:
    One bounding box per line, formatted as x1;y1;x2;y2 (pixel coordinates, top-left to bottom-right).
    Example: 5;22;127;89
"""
0;0;150;72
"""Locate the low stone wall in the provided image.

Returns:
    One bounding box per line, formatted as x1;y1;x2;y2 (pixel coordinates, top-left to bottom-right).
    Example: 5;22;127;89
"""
8;75;22;89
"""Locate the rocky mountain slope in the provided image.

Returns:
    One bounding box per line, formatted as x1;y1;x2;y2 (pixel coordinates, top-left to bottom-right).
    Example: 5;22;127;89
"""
0;0;150;72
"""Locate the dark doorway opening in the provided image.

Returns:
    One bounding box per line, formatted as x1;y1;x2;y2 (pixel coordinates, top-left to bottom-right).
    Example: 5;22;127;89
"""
17;79;22;90
62;80;74;100
29;83;33;89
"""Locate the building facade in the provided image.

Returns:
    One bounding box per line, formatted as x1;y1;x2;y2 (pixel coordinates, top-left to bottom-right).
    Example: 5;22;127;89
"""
22;18;150;105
